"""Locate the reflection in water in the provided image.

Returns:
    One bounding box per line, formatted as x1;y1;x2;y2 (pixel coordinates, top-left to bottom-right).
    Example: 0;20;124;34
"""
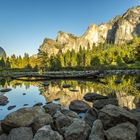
0;75;140;119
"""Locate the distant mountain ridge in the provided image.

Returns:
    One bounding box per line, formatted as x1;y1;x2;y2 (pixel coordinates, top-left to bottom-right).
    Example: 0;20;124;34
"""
39;6;140;56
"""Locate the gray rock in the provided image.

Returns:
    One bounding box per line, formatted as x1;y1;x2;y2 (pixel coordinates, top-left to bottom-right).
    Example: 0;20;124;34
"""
105;122;137;140
137;122;140;139
0;134;7;140
1;106;45;133
33;125;63;140
43;103;61;116
99;104;138;129
0;95;9;106
61;109;78;118
93;98;118;109
89;119;105;140
69;100;90;113
53;111;73;134
0;121;3;135
31;114;53;132
64;119;91;140
84;108;98;127
7;127;33;140
84;93;108;102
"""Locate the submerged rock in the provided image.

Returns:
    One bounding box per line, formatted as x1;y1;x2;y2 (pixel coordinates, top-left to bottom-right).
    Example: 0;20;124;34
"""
105;122;137;140
7;127;33;140
64;119;91;140
99;104;138;129
33;125;63;140
69;100;90;113
84;93;108;102
62;84;71;88
89;119;105;140
7;105;16;110
0;95;9;106
1;106;46;133
33;102;43;107
0;88;12;93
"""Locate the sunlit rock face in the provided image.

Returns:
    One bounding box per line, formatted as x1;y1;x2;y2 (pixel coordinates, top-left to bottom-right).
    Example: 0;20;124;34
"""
0;47;6;59
39;6;140;56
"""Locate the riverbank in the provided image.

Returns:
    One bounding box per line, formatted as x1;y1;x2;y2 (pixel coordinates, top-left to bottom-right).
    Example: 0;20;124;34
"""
0;70;140;80
0;92;140;140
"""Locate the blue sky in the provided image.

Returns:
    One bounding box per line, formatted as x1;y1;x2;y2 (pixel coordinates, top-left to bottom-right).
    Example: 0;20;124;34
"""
0;0;140;56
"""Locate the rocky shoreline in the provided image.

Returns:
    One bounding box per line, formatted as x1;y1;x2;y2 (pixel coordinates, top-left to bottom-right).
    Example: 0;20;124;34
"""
0;70;140;80
0;92;140;140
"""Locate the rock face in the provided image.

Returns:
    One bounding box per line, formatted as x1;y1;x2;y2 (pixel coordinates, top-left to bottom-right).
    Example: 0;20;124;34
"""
1;106;46;133
33;125;63;140
105;122;137;140
39;6;140;56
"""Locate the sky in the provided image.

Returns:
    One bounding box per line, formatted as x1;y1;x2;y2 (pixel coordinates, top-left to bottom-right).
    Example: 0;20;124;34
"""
0;0;140;56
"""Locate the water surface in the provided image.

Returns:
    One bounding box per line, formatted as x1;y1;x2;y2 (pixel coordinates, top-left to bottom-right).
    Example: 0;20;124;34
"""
0;75;140;120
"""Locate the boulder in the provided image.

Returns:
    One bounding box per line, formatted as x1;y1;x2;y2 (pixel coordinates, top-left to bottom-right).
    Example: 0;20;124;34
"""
0;88;12;93
84;108;98;127
93;98;118;109
105;122;137;140
84;93;108;102
69;100;90;113
1;106;46;133
64;119;91;140
99;104;138;129
0;95;9;106
33;125;63;140
0;134;7;140
31;114;53;132
89;119;105;140
0;121;3;135
43;103;61;116
53;111;73;134
7;127;33;140
61;109;78;118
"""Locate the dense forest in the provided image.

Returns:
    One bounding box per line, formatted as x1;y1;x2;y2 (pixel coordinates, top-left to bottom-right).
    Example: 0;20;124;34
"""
0;38;140;71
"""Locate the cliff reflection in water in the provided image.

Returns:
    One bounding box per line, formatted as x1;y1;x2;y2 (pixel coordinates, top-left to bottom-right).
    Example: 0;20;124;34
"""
1;75;140;110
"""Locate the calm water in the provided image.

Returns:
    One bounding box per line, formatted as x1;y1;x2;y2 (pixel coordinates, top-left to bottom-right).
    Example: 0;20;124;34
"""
0;75;140;120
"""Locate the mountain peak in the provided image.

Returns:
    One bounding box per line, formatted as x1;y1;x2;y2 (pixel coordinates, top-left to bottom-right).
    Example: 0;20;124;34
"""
39;6;140;56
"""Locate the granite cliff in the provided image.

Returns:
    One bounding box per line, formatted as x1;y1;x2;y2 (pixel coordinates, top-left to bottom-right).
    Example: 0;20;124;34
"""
39;6;140;56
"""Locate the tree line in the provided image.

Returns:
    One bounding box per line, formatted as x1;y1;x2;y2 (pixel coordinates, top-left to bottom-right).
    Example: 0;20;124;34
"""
0;38;140;71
